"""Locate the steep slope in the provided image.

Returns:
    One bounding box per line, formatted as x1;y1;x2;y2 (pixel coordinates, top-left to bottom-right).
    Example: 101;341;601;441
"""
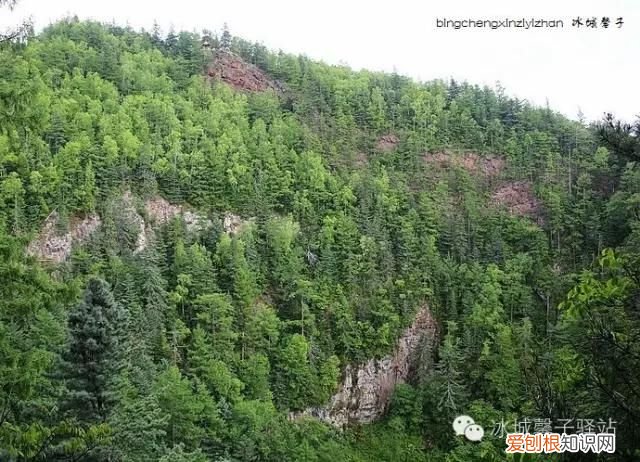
3;19;637;462
28;192;214;262
206;49;282;92
292;307;436;427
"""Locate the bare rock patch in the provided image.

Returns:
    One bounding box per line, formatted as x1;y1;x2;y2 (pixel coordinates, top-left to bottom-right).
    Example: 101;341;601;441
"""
490;181;542;221
206;50;281;93
290;306;436;428
27;212;101;263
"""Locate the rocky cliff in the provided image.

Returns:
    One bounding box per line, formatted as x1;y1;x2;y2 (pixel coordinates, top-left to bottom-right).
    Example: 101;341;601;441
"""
291;306;436;428
27;193;219;262
206;50;283;93
27;212;102;263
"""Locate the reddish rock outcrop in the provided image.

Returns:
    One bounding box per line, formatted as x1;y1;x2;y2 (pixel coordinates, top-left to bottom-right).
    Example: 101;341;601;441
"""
491;181;541;220
207;50;281;93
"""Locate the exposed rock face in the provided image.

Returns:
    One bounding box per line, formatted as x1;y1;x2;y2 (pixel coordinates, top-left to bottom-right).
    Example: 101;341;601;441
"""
375;134;400;152
144;196;210;233
420;152;543;223
292;307;436;428
28;193;212;262
125;194;212;252
144;196;182;225
119;191;148;253
27;212;101;263
223;212;252;235
206;50;281;93
491;180;542;222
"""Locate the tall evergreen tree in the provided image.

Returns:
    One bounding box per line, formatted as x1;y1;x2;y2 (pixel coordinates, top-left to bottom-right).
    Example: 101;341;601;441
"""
63;278;124;424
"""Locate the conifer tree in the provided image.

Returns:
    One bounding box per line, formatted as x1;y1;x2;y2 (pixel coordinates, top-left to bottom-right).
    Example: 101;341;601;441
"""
220;23;231;51
63;278;125;424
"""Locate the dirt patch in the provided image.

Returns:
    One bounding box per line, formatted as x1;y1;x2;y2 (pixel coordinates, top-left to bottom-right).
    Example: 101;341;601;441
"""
490;181;541;220
375;134;400;152
206;50;281;93
423;151;505;177
27;212;101;263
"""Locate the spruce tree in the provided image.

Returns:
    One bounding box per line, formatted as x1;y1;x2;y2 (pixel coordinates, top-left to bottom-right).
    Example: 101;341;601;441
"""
220;23;231;51
63;278;124;424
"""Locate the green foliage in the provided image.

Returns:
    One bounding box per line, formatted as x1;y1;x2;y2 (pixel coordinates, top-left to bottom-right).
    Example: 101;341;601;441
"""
62;277;124;423
1;18;639;461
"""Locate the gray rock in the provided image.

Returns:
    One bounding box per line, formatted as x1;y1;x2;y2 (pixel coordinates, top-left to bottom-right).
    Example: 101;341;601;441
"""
28;192;213;261
290;307;436;428
27;212;101;263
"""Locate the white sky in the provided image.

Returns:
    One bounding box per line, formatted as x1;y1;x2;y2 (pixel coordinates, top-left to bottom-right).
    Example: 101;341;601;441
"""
2;0;639;123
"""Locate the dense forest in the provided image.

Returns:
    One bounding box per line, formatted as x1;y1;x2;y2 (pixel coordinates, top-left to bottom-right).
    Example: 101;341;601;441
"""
1;15;640;462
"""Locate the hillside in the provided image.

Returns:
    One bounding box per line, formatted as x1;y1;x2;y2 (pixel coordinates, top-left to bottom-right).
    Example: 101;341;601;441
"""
1;18;640;461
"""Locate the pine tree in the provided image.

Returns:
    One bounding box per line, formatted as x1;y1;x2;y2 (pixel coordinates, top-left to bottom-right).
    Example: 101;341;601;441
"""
0;172;25;234
137;243;170;359
239;353;272;401
220;23;231;51
165;27;178;55
151;21;163;48
187;327;243;402
0;235;100;460
107;374;169;462
153;365;222;451
63;278;125;423
432;321;468;413
193;293;238;363
272;334;315;410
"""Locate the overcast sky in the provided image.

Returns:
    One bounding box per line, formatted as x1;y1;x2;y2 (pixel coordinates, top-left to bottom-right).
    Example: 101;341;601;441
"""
2;0;639;123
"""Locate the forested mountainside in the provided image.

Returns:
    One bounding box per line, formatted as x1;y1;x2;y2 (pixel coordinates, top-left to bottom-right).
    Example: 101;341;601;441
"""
1;18;640;461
